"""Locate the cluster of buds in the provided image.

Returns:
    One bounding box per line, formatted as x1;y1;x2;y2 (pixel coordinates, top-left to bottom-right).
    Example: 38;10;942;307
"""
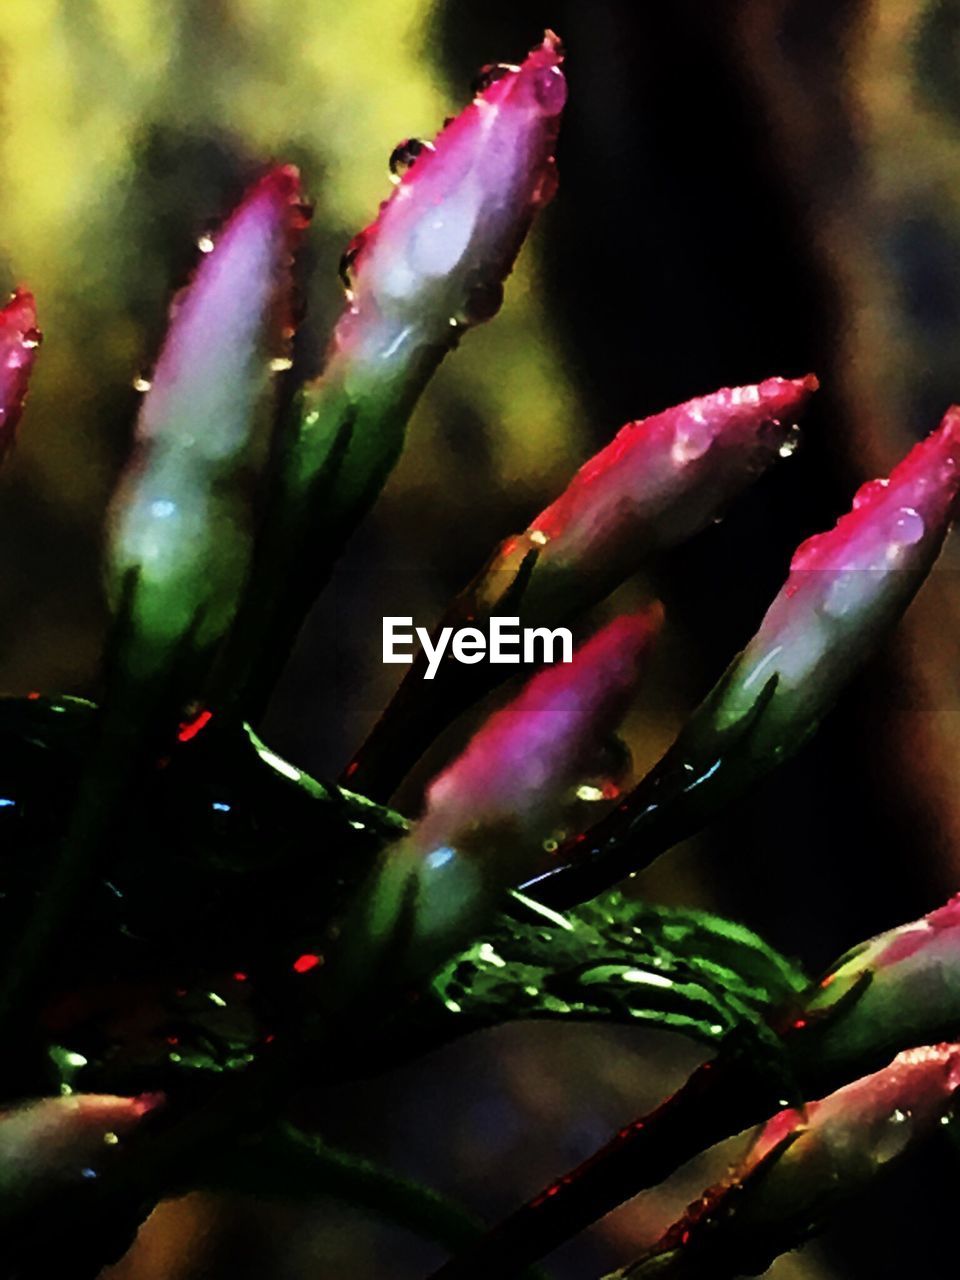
528;408;960;907
349;375;819;797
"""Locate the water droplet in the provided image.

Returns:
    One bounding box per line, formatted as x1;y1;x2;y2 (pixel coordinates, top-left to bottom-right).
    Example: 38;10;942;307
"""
778;425;801;458
852;477;889;510
292;200;315;231
791;530;831;572
268;356;293;373
21;327;42;350
889;506;925;550
529;530;550;546
532;64;567;113
671;413;713;466
338;237;364;292
873;1107;913;1164
133;375;152;393
426;846;457;870
197;234;215;254
822;569;860;617
471;63;518;97
388;137;434;182
459;275;504;325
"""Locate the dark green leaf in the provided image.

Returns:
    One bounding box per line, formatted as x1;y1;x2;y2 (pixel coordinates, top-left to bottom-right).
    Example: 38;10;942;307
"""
427;890;807;1046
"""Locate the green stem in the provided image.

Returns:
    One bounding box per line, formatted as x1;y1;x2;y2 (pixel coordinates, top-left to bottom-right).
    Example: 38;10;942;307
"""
425;1056;767;1280
208;343;444;724
192;1123;550;1279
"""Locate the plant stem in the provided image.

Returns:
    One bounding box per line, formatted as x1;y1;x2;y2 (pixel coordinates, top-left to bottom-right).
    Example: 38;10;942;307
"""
425;1057;772;1280
192;1124;550;1279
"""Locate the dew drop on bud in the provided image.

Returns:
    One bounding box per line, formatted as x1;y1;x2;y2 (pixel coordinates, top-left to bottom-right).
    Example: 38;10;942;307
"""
268;356;293;373
471;62;518;97
671;413;713;466
338;237;364;292
133;375;152;393
196;234;215;254
852;477;890;510
459;275;504;326
21;328;42;350
778;425;801;459
531;64;568;113
872;1107;913;1165
892;506;925;543
292;200;315;232
388;137;434;183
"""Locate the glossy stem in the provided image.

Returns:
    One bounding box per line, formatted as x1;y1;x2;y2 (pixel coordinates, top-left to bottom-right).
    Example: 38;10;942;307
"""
0;604;186;1074
342;547;541;801
518;678;781;911
207;347;441;724
426;1057;767;1280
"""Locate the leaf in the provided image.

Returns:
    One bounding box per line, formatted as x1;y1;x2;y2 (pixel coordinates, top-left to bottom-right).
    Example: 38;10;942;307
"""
426;890;807;1046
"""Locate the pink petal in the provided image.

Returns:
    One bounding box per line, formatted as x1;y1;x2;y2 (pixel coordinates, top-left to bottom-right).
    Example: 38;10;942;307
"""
0;1092;161;1195
107;167;305;658
330;32;565;374
641;1045;960;1273
715;406;960;739
417;607;662;857
800;891;960;1069
0;290;41;461
480;375;817;612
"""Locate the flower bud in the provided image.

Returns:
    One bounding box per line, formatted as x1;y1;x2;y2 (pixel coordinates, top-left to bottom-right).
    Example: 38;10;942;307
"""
708;405;960;753
348;376;815;799
614;1045;960;1278
531;409;960;908
482;375;817;619
0;289;40;461
797;893;960;1070
0;1092;160;1212
286;32;567;503
356;610;660;975
107;167;304;673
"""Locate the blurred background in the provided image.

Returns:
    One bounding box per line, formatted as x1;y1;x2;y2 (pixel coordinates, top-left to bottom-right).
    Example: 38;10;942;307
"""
3;0;960;1275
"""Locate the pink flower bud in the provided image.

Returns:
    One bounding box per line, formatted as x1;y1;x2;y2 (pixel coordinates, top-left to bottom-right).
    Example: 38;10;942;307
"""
418;608;662;858
712;406;960;750
107;167;304;666
485;376;817;614
0;1092;160;1206
618;1045;960;1278
527;408;960;909
799;893;960;1069
361;610;660;969
0;290;41;461
347;376;816;801
329;32;565;383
